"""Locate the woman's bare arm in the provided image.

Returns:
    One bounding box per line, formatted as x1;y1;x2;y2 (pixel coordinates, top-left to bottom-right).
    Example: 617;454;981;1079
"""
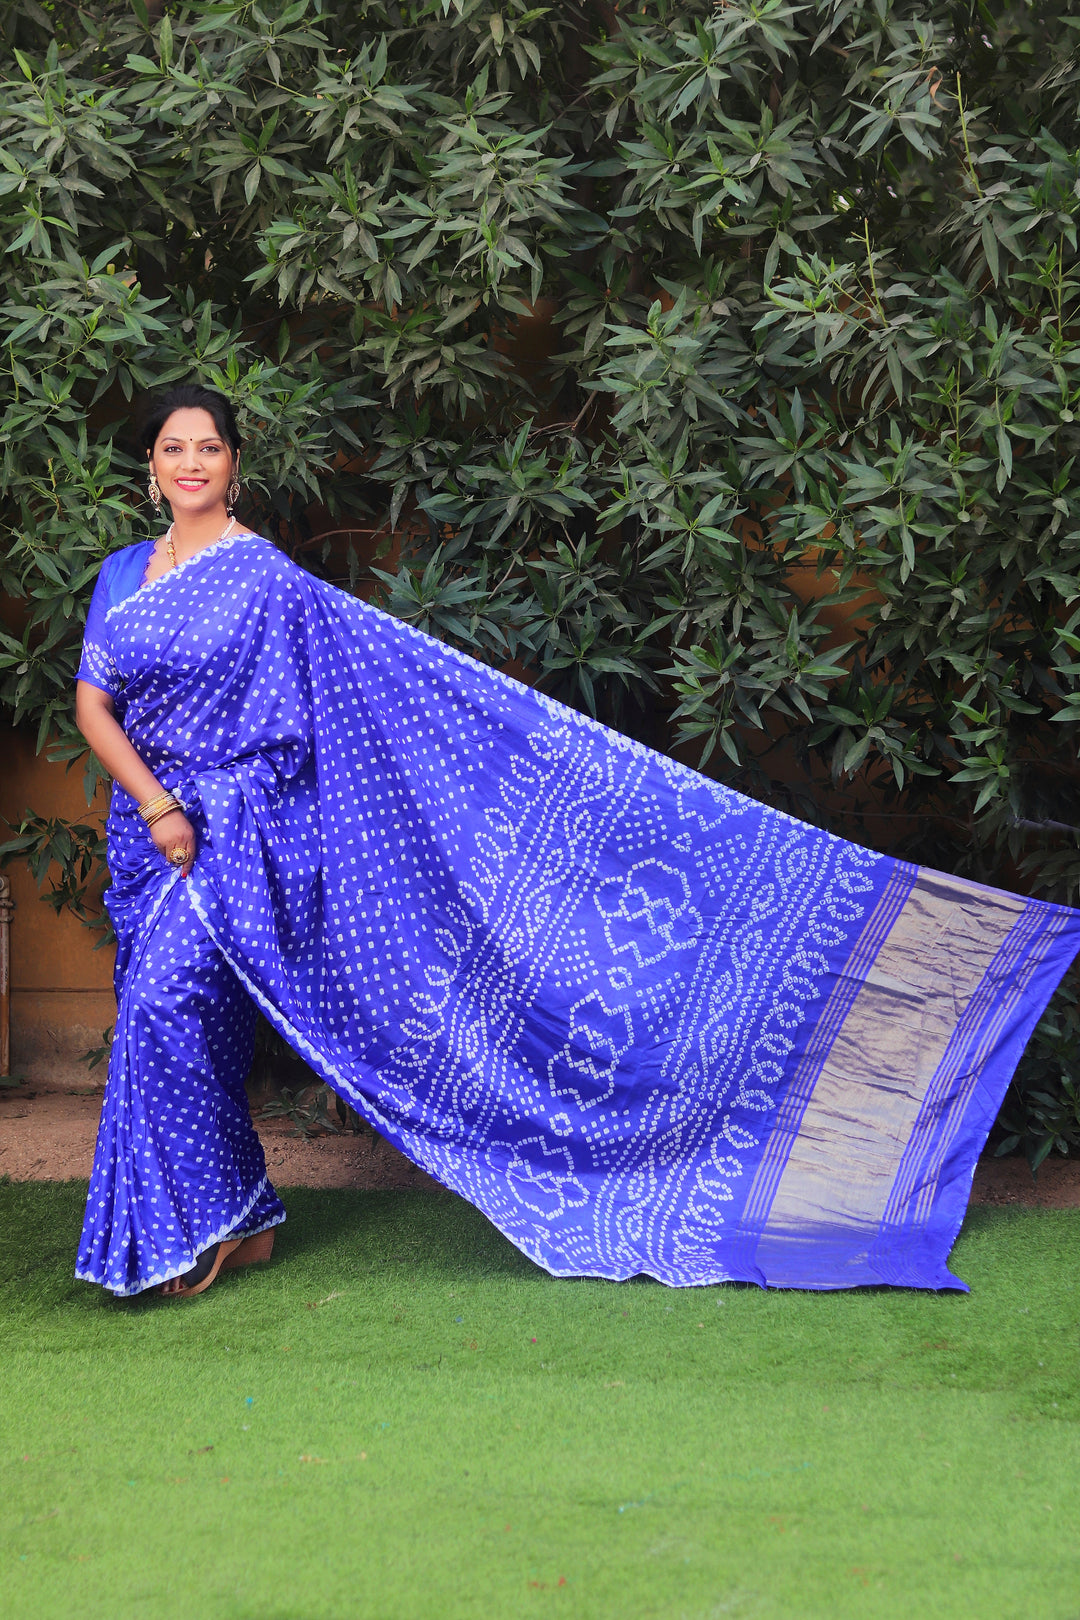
76;681;165;803
76;680;196;875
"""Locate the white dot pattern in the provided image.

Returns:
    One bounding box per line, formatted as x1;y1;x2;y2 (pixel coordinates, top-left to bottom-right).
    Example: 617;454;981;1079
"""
74;530;897;1291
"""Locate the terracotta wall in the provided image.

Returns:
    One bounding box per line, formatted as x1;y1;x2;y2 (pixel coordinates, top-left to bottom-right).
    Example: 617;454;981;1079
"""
1;723;115;1082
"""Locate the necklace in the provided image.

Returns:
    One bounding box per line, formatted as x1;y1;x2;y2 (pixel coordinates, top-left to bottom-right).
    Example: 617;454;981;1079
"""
162;515;237;570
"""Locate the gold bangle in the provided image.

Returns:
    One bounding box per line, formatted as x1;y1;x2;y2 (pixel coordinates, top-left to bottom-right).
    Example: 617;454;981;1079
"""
138;791;172;813
144;806;181;829
139;794;180;826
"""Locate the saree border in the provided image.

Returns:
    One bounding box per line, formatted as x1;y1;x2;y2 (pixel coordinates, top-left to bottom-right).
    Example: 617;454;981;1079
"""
869;900;1076;1285
732;859;919;1255
75;1174;274;1297
103;529;260;623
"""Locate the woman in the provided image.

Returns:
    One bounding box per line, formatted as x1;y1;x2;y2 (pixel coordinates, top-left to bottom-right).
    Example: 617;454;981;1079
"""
76;383;1080;1299
76;385;283;1295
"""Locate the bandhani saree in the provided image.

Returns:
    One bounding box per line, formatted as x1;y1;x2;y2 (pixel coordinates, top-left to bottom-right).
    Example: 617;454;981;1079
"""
75;530;1080;1295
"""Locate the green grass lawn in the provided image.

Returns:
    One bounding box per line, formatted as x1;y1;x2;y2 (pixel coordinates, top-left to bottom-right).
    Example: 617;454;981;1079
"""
1;1181;1077;1620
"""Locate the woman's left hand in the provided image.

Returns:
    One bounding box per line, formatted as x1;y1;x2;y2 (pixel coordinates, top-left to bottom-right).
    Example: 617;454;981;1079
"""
150;808;197;878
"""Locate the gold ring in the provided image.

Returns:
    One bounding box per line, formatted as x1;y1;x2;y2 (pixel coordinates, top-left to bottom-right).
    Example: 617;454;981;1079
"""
168;846;187;865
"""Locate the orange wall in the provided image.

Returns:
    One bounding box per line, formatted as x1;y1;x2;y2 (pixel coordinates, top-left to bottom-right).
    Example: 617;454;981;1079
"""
1;722;115;1081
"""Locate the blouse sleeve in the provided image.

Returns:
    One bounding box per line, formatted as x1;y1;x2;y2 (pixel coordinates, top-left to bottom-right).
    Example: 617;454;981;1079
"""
75;558;120;698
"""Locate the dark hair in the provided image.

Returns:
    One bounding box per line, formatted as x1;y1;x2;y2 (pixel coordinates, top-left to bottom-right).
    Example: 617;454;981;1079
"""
138;383;242;458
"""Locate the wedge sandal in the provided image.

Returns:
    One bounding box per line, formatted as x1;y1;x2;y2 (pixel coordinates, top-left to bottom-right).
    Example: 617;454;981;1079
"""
164;1237;244;1298
221;1229;276;1271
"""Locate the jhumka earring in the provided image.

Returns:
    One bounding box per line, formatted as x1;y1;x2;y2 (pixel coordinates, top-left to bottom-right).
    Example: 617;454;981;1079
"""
226;472;241;514
147;471;162;510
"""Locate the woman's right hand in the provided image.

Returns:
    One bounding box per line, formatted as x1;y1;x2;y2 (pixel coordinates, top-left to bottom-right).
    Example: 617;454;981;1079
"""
150;808;197;878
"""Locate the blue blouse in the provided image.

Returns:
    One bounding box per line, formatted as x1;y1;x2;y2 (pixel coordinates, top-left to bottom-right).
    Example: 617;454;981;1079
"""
75;541;154;697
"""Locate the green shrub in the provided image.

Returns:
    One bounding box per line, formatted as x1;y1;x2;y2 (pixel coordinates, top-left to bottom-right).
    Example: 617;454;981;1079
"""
2;0;1079;1160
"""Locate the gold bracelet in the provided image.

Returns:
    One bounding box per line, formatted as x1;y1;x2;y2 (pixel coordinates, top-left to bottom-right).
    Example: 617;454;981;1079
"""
138;792;180;825
138;794;175;821
143;803;179;829
144;804;182;829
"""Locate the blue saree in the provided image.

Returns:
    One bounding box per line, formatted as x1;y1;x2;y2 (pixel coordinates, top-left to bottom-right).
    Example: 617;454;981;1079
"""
76;530;1080;1296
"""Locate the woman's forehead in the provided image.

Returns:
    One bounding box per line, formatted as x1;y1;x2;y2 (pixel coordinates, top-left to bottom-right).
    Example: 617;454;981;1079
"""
156;407;224;443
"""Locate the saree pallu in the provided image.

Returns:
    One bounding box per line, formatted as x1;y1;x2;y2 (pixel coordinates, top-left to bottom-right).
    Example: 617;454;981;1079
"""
75;531;1080;1295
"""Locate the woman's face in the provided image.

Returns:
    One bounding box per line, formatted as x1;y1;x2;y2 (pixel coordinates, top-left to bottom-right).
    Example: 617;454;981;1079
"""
149;408;234;518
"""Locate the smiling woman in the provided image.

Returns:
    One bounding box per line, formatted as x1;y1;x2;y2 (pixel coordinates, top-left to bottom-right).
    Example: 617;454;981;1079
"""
74;384;282;1299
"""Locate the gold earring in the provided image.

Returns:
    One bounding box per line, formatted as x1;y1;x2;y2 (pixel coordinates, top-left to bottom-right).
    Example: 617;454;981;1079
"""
148;471;162;510
226;473;241;513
